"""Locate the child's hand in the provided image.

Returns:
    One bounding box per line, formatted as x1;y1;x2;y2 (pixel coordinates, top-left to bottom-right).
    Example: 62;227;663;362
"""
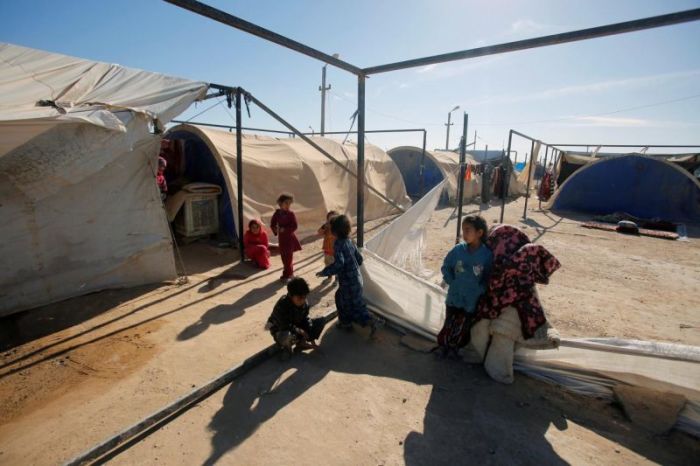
279;227;285;233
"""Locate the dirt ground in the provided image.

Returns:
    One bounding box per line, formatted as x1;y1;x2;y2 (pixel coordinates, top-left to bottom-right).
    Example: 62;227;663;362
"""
0;198;698;465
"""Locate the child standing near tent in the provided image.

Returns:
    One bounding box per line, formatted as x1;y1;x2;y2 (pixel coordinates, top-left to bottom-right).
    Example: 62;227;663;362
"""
271;193;302;283
243;219;271;269
437;215;492;357
265;277;326;359
316;215;376;334
317;210;338;285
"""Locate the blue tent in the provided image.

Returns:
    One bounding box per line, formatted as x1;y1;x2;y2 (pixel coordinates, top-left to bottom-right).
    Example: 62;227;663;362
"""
551;155;700;223
386;146;444;198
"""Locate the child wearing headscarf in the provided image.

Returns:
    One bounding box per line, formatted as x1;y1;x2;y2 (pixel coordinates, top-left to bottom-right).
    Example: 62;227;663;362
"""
243;219;271;269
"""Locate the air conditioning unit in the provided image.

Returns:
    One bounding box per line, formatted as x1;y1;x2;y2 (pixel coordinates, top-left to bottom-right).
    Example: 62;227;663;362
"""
175;194;219;239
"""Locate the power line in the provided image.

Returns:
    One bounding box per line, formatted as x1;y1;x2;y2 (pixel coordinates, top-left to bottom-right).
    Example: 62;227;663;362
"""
470;92;700;127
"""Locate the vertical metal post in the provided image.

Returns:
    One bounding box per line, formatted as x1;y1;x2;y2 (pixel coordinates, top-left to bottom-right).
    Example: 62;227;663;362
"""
356;75;366;247
235;88;245;256
455;112;468;244
445;111;452;150
419;130;427;197
319;65;330;136
523;139;536;219
539;145;550;209
499;130;513;224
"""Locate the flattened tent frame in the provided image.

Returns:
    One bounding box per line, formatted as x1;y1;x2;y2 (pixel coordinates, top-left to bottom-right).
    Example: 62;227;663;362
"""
164;0;700;245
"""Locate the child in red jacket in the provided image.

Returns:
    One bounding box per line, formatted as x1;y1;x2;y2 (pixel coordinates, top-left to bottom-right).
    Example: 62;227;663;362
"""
243;219;270;269
270;193;302;282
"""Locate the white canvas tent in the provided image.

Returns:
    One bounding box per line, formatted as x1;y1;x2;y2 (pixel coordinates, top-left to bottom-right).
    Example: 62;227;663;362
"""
165;124;411;239
0;43;208;316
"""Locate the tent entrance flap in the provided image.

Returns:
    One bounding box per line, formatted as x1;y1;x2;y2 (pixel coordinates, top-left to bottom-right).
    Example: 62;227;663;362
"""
165;130;237;241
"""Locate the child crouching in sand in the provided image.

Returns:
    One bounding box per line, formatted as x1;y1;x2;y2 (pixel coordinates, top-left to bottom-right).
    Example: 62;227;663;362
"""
265;277;326;360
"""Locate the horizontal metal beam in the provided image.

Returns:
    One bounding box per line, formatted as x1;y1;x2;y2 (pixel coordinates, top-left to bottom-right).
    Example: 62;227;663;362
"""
548;143;700;148
303;128;426;135
163;0;363;75
363;8;700;74
170;120;294;135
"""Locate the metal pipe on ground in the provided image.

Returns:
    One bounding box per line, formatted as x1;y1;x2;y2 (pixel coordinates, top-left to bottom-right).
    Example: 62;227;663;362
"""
64;310;339;466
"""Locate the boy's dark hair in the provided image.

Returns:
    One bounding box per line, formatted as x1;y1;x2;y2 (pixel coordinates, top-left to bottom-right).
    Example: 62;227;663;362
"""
462;215;488;237
287;277;310;297
277;193;294;204
330;214;351;239
326;210;338;220
248;219;260;228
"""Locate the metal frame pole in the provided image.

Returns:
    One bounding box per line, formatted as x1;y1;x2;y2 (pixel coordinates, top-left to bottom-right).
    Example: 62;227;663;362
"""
539;145;549;210
523;139;536;219
500;130;513;224
234;88;245;255
419;130;427;197
455;112;468;244
445;111;452;150
357;75;366;247
320;64;329;135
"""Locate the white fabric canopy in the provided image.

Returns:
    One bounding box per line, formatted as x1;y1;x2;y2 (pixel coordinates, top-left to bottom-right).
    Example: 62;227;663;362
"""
0;43;208;316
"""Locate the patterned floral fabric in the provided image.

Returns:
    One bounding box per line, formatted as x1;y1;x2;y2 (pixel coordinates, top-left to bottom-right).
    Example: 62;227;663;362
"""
476;225;561;339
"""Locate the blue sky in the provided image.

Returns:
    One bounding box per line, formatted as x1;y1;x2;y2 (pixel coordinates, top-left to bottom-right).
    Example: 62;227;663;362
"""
2;0;699;158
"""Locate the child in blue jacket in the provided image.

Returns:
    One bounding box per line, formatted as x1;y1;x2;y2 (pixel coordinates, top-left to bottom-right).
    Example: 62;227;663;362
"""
438;215;492;356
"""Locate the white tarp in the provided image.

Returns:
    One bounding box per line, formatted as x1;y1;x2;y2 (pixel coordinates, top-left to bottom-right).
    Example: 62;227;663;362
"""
0;43;208;316
166;124;411;240
361;179;700;436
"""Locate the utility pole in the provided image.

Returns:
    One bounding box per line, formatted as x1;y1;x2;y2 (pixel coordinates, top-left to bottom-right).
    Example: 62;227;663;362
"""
445;105;460;150
319;53;339;136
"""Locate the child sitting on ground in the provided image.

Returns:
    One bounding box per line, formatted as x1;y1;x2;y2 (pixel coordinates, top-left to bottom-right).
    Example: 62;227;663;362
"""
270;193;302;283
317;210;338;285
437;215;493;358
316;215;376;334
265;277;326;359
243;219;270;269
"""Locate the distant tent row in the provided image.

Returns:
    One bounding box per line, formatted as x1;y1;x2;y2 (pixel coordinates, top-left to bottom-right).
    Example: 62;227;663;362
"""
387;146;526;204
164;124;410;240
548;153;700;224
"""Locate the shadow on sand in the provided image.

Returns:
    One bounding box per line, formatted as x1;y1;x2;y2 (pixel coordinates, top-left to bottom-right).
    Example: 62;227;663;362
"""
202;326;696;466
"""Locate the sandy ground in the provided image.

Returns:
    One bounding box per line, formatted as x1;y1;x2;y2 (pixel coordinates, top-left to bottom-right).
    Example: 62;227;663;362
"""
0;198;698;465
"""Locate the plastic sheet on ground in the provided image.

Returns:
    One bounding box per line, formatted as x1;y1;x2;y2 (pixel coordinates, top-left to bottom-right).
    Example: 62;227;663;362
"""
360;179;700;437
